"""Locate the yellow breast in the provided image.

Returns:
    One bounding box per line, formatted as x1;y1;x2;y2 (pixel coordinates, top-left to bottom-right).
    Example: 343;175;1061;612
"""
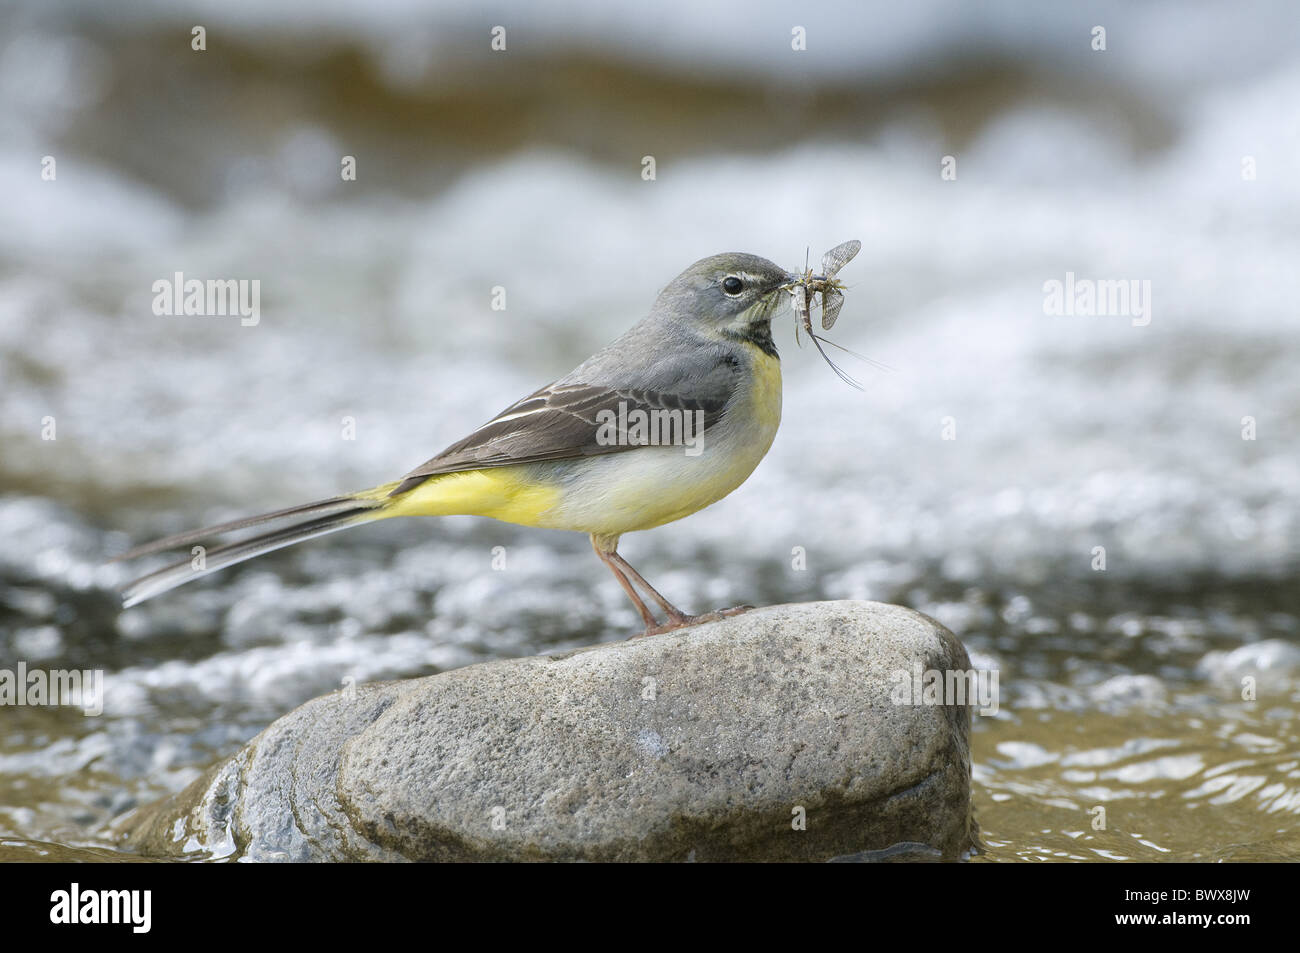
540;346;782;535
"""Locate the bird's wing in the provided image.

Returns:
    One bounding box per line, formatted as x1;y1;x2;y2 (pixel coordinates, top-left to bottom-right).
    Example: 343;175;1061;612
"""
389;356;741;496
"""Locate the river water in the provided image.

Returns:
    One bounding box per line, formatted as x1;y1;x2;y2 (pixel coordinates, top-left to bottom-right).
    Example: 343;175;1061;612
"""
1;1;1297;861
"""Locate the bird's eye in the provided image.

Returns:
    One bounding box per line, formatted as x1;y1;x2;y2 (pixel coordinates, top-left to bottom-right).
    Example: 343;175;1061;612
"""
722;276;744;295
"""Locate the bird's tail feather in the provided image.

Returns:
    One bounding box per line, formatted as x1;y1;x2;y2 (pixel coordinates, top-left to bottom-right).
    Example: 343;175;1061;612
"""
117;484;400;608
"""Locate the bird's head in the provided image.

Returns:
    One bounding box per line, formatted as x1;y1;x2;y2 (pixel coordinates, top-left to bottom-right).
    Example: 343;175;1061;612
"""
653;252;795;352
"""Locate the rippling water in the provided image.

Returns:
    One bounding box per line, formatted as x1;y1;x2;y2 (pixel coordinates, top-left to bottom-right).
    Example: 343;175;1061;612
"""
1;0;1298;861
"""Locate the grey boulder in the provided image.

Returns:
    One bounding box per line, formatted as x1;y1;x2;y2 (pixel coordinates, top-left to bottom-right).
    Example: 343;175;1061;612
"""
116;600;974;861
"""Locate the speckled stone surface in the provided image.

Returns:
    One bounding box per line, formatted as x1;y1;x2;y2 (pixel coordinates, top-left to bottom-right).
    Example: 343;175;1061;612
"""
116;601;974;861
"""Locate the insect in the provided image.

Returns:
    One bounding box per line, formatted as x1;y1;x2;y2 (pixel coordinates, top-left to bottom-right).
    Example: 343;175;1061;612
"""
784;239;882;389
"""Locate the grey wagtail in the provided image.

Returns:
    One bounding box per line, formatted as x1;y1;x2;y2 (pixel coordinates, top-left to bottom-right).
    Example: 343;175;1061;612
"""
118;251;829;636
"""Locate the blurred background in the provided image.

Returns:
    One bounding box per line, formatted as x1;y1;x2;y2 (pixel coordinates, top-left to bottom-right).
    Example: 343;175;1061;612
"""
1;0;1298;861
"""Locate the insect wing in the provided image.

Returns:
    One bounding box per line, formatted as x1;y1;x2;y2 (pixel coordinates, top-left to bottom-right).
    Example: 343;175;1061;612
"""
792;284;812;345
821;287;845;329
820;239;861;279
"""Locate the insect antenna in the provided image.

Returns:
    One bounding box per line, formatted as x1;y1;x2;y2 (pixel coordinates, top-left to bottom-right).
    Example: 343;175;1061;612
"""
811;334;894;373
808;329;864;390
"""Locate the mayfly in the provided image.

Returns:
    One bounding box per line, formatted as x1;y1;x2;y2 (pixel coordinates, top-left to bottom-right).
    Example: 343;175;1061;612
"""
784;239;882;389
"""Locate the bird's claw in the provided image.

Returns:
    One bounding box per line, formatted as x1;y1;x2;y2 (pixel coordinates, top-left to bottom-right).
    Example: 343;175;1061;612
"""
629;605;756;639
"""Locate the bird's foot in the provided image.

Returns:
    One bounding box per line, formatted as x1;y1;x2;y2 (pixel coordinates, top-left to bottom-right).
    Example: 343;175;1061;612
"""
629;605;756;639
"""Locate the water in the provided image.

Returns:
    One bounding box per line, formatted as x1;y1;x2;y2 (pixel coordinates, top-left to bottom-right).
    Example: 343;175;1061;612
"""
1;0;1297;861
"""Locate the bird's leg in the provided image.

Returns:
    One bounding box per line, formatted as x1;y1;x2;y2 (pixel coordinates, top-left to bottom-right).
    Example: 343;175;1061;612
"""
591;534;754;638
590;535;658;630
605;550;692;625
608;553;754;627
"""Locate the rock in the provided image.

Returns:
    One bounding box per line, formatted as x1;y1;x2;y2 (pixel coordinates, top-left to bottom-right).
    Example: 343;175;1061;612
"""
114;601;975;861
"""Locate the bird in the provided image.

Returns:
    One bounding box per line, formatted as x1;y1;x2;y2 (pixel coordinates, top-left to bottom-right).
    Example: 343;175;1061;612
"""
117;252;798;637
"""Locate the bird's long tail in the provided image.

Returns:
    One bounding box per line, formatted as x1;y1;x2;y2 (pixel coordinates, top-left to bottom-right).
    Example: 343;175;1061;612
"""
115;482;401;608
